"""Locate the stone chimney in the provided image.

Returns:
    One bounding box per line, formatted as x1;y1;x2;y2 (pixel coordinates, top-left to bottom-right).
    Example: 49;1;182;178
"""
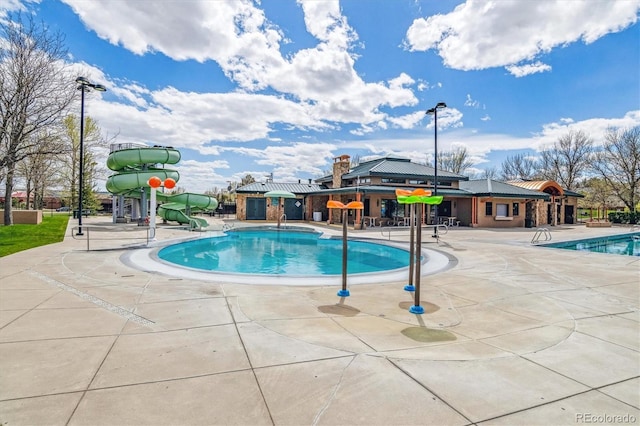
332;155;351;189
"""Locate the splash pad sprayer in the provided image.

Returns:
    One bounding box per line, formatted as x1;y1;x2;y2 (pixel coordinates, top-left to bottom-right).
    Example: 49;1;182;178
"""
147;176;176;241
395;188;443;314
326;200;364;297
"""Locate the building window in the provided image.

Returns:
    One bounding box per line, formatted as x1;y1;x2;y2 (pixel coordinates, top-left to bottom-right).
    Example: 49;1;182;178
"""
381;178;405;184
496;203;509;217
485;202;493;216
408;179;428;185
513;202;520;216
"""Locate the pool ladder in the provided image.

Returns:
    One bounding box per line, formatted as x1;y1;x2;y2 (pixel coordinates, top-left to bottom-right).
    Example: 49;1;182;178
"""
531;227;552;244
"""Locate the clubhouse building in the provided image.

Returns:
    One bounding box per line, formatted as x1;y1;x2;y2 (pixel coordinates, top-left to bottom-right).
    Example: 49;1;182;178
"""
235;155;582;229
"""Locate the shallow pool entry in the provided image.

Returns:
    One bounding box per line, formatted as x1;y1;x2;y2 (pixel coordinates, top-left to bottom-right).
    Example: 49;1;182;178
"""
158;229;411;275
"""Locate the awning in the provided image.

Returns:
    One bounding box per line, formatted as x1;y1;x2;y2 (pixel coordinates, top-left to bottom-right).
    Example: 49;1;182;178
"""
264;190;296;199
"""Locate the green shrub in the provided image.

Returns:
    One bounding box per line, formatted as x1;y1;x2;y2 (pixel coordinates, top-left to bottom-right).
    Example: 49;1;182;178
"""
608;211;639;224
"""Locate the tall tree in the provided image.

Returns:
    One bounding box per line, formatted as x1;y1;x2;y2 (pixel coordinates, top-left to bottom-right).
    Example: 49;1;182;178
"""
591;126;640;214
0;14;75;225
58;115;105;211
539;130;593;190
241;174;256;186
481;166;499;180
500;153;539;181
15;131;60;209
437;146;474;175
578;177;617;221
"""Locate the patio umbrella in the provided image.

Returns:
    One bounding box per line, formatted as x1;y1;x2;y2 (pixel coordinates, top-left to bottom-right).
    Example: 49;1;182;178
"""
264;190;295;228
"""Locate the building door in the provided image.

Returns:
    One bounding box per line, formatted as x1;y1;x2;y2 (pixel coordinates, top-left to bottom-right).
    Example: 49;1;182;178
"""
246;198;266;220
564;205;574;224
439;200;452;217
284;198;303;220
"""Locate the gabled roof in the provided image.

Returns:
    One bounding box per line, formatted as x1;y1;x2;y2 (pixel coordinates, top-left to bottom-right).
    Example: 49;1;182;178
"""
320;156;464;182
344;156;466;181
459;179;550;200
308;186;473;197
236;182;324;194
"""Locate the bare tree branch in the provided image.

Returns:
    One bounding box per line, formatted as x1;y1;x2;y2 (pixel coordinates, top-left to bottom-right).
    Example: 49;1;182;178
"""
591;126;640;213
1;13;76;224
538;130;593;190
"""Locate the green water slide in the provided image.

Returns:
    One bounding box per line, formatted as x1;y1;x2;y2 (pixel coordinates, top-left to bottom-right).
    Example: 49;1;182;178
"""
106;146;218;227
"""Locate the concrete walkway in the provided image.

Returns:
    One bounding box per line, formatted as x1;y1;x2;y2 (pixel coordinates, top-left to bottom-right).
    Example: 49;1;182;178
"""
0;218;638;425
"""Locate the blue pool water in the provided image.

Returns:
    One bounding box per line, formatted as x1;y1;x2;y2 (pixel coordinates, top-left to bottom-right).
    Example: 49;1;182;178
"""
158;228;411;275
541;232;640;256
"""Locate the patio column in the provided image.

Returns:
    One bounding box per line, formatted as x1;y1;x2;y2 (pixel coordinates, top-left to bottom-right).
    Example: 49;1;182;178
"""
472;197;477;226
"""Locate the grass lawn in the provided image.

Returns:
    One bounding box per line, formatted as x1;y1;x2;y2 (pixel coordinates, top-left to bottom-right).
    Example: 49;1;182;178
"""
0;213;70;257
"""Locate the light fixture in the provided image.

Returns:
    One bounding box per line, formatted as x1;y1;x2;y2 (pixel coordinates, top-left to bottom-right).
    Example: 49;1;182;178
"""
425;101;447;238
75;76;106;235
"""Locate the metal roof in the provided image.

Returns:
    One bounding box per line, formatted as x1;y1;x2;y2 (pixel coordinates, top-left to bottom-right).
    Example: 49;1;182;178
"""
307;185;473;197
236;182;324;194
459;179;550;200
507;180;564;196
342;156;466;181
563;189;585;198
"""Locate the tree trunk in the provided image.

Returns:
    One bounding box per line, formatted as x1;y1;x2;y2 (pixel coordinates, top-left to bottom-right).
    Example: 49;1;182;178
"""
25;181;32;210
3;166;15;225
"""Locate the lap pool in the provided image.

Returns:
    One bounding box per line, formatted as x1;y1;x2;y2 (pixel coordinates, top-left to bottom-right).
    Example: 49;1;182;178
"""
540;232;640;256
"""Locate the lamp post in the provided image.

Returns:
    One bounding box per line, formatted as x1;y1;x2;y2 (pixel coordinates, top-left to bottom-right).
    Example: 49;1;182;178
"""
425;101;447;238
75;77;106;235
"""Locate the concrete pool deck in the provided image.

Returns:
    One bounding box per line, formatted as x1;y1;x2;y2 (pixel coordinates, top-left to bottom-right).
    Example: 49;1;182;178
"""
0;217;638;425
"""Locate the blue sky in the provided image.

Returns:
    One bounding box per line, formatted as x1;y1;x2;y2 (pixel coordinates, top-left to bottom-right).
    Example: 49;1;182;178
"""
2;0;639;193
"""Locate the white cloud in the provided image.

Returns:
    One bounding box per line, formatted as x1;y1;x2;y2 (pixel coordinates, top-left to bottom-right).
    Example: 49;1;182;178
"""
425;108;464;130
63;0;418;130
0;0;37;19
219;142;337;180
534;110;640;148
464;94;480;108
171;159;231;193
505;61;552;78
388;111;425;129
405;0;640;73
349;110;640;175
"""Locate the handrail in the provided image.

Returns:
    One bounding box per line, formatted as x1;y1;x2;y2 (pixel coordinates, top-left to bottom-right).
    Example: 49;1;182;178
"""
71;225;151;251
380;223;447;240
280;213;287;228
531;227;551;244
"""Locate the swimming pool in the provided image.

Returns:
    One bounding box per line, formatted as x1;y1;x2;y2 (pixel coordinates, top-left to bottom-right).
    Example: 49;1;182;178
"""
541;232;640;256
158;227;410;275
